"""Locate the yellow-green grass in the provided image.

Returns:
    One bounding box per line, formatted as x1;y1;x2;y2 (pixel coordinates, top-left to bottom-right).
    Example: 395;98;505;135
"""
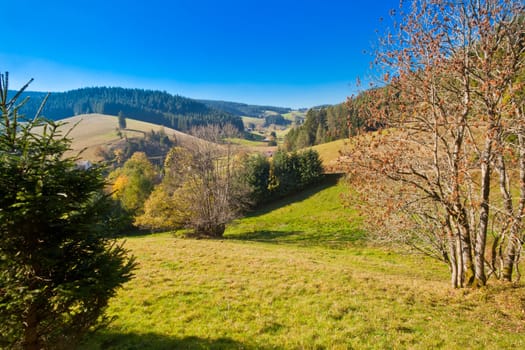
274;127;292;139
80;237;524;350
80;177;525;349
54;114;199;161
226;175;364;247
226;137;268;147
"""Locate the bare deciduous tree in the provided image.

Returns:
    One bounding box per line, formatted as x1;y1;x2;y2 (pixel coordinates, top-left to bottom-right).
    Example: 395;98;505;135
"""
343;0;524;287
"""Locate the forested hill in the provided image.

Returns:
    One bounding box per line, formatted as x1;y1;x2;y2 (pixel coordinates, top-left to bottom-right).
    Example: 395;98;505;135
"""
11;87;244;132
197;99;292;117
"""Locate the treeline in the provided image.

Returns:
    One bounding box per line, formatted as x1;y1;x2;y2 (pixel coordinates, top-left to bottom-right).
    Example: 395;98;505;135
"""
264;114;291;127
15;87;244;132
198;99;292;117
243;149;324;205
283;92;379;151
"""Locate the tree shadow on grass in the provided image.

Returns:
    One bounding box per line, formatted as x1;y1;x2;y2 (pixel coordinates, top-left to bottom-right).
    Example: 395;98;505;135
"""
81;331;271;350
229;228;366;248
230;230;305;243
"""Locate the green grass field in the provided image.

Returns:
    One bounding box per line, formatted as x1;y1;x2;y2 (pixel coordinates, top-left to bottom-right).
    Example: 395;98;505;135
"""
226;137;268;147
80;176;525;350
226;175;364;247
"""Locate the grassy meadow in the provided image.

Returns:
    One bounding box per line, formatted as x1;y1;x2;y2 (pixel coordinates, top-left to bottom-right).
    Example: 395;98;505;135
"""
80;177;525;350
282;111;307;122
226;175;364;247
310;139;348;172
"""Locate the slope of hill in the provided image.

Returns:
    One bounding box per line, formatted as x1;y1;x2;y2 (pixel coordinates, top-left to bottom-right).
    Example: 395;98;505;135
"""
11;87;244;132
310;139;348;172
80;178;524;350
54;114;200;161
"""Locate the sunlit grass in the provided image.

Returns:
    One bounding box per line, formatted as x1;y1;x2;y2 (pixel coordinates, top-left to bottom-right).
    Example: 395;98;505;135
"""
80;176;525;349
226;137;268;147
81;234;525;349
226;175;364;247
282;111;306;122
308;139;348;171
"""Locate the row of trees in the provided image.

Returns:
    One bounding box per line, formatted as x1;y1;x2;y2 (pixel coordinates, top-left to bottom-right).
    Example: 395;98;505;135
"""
263;114;291;127
344;0;524;288
243;149;324;205
17;87;244;132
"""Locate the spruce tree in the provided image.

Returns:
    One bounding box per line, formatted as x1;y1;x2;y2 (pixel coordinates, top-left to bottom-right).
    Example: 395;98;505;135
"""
0;73;135;349
118;111;126;130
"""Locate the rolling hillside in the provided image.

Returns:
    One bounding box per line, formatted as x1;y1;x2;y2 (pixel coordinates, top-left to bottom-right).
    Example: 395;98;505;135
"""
79;177;525;350
54;114;201;161
12;87;244;132
310;139;348;173
57;112;350;169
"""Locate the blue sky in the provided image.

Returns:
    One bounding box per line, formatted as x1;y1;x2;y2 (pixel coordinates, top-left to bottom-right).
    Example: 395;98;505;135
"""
3;0;397;108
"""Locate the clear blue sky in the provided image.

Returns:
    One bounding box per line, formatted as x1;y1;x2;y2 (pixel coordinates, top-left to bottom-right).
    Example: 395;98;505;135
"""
2;0;397;108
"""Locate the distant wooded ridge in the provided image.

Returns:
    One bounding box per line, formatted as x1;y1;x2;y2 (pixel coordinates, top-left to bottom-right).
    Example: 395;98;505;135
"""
9;87;248;132
197;99;296;117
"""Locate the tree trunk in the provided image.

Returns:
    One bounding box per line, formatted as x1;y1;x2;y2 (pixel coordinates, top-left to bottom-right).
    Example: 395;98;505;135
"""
449;236;459;288
22;303;40;350
502;133;525;281
446;215;460;288
456;232;465;288
474;135;493;287
502;237;518;281
454;207;474;285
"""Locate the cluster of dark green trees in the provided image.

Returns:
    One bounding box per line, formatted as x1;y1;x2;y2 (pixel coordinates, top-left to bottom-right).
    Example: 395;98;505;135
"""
0;75;135;349
263;114;291;127
243;149;324;205
16;87;244;132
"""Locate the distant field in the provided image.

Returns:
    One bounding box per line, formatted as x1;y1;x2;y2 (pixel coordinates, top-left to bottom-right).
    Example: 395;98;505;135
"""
241;116;265;128
80;177;525;350
54;114;199;161
227;137;269;147
283;110;306;122
262;110;280;117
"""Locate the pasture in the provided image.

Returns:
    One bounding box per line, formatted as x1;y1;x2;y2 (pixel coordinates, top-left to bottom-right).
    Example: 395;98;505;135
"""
80;178;525;349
